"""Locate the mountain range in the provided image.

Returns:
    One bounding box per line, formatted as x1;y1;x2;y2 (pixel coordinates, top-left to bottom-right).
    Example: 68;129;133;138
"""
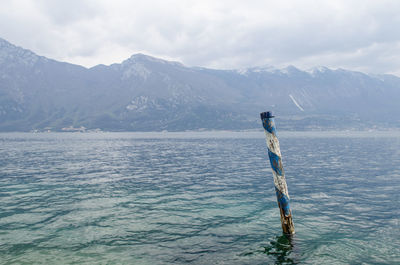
1;37;399;131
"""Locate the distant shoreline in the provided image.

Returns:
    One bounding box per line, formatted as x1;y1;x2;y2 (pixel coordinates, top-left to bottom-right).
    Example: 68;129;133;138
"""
1;130;400;139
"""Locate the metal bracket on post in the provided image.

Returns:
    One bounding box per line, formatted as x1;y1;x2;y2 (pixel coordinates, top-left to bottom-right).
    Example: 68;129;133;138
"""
260;111;295;235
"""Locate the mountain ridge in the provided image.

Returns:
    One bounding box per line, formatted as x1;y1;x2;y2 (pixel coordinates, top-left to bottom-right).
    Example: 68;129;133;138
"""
1;37;399;131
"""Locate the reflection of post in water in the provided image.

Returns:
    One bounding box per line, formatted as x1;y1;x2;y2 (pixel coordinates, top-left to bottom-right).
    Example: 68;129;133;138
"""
260;111;295;235
263;234;295;264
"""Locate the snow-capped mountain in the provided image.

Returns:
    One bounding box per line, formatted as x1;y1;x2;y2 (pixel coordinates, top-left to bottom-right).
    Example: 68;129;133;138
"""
1;37;399;131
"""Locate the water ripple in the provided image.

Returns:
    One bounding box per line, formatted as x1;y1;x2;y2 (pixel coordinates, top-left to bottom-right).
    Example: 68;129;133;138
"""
0;132;399;264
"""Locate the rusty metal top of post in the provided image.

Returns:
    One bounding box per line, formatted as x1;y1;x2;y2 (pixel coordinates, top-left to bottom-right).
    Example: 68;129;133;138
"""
260;111;276;134
260;111;275;119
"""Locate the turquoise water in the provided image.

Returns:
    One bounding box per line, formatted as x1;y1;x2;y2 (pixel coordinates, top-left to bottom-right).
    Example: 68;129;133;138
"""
0;131;399;264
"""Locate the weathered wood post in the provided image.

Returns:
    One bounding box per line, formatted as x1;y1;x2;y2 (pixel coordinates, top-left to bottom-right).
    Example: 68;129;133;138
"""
260;111;295;235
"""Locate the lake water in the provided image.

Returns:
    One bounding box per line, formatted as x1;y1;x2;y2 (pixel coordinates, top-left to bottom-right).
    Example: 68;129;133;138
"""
0;131;399;264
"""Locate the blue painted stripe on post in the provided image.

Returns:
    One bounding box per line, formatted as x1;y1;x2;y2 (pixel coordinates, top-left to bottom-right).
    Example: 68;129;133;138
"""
262;118;276;134
275;187;291;216
268;149;283;176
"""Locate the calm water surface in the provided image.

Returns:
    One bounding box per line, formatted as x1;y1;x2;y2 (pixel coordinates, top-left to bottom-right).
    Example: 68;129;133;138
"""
0;131;399;264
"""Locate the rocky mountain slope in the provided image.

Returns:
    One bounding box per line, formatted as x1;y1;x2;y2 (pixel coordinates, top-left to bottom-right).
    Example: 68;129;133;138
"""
1;37;399;131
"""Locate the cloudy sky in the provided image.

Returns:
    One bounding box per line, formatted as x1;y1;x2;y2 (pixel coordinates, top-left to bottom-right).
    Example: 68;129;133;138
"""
1;0;400;75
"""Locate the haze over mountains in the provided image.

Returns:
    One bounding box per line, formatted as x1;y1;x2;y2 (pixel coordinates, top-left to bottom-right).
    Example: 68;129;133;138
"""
1;37;399;131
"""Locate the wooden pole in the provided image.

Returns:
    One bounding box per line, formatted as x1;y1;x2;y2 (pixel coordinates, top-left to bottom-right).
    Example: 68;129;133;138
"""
260;111;295;235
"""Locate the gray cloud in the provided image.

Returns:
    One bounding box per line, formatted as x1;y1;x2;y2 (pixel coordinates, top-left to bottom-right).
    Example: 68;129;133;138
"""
1;0;400;75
